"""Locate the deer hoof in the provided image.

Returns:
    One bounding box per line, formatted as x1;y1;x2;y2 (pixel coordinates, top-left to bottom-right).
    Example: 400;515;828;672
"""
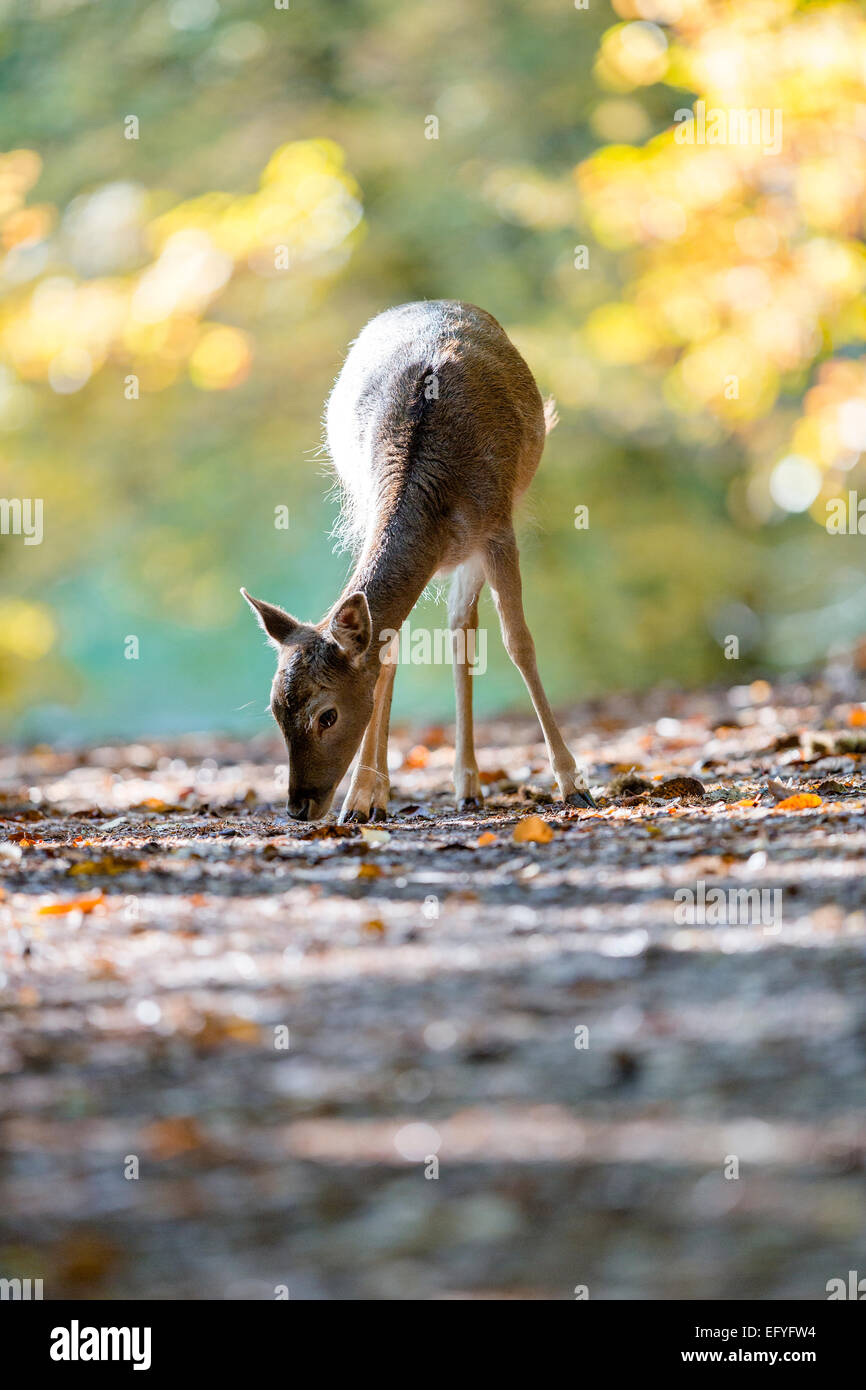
458;796;483;812
369;805;388;822
566;789;597;810
342;809;369;824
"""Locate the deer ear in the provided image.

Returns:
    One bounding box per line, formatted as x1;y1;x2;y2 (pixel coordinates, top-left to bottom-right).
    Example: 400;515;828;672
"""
328;592;372;661
241;588;303;648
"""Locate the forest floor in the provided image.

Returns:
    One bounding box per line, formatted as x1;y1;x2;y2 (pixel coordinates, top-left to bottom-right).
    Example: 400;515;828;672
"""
2;674;866;1300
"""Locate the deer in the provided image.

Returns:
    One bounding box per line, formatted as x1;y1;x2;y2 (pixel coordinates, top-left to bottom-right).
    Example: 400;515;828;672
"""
242;299;596;822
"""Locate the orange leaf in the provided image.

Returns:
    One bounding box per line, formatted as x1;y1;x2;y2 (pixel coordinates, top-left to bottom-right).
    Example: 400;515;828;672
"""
775;793;822;811
479;768;509;785
38;891;104;915
357;862;382;879
513;815;555;844
849;708;866;727
476;831;497;846
403;745;429;769
141;1116;203;1159
68;855;132;877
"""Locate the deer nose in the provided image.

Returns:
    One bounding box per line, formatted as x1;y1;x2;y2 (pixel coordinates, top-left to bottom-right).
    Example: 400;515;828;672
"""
286;796;311;821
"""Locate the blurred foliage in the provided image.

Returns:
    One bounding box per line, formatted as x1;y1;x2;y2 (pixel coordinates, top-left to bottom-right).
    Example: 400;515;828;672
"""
1;0;865;740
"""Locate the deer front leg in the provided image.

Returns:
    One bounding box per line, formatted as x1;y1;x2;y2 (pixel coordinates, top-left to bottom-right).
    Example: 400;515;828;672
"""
339;649;396;823
484;530;596;808
449;558;485;810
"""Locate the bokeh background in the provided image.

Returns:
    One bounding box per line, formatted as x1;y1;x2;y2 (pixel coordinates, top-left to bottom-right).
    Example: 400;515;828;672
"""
2;0;865;742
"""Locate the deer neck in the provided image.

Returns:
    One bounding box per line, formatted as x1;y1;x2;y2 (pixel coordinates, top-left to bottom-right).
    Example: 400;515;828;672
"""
342;485;439;647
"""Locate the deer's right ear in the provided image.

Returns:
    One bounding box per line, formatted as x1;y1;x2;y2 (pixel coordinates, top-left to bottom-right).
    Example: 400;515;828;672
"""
240;588;303;648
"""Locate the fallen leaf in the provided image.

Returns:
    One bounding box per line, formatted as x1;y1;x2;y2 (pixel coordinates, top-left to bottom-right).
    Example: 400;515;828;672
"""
657;776;705;801
817;779;848;797
68;855;135;877
403;745;429;769
513;815;554;844
360;826;391;846
765;778;793;802
302;823;358;840
38;891;104;915
57;1234;120;1287
479;768;509;785
195;1013;261;1049
357;861;382;879
363;918;386;936
775;793;822;811
849;708;866;727
476;831;497;846
418;725;447;749
141;1115;204;1159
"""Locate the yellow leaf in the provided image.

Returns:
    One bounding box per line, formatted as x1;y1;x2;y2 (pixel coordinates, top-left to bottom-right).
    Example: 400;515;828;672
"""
68;856;131;877
513;815;554;844
775;793;822;811
38;890;104;915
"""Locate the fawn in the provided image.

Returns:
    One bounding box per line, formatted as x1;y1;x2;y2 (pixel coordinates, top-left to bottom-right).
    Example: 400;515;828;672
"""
242;299;595;821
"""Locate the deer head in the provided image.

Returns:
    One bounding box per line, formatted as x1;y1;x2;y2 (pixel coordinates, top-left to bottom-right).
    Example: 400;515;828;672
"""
242;588;379;819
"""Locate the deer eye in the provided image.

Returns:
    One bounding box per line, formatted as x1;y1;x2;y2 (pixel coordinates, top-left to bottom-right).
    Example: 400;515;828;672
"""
318;707;338;731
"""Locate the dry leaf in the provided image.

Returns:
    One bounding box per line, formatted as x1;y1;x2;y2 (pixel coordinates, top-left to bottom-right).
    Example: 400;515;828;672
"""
476;831;497;846
141;1115;204;1159
657;776;705;801
68;855;133;877
360;826;391;846
38;890;104;915
849;708;866;727
775;793;822;811
479;768;509;785
513;815;554;844
403;745;429;769
195;1013;260;1048
357;861;382;879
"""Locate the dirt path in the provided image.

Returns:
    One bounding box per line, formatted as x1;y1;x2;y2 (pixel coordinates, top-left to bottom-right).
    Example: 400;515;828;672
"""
2;678;865;1299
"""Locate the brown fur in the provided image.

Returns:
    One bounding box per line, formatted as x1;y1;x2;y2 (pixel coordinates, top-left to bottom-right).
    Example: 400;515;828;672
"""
243;300;594;820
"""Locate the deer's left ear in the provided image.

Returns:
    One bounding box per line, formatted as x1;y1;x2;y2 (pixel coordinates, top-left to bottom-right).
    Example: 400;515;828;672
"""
241;588;305;648
328;592;372;661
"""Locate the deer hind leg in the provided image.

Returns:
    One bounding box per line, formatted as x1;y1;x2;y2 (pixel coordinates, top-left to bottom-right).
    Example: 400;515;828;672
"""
339;647;397;823
483;529;596;808
448;556;485;810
